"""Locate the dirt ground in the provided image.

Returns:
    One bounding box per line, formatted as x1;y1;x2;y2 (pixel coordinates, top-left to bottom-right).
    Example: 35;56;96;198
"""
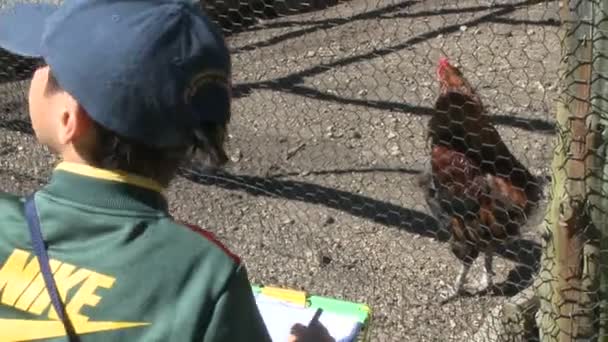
0;0;560;341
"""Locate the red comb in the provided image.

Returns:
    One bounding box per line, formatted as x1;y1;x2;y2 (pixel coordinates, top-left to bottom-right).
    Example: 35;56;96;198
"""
437;56;450;80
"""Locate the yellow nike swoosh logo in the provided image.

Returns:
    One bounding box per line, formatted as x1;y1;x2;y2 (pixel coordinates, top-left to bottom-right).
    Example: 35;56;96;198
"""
0;318;149;341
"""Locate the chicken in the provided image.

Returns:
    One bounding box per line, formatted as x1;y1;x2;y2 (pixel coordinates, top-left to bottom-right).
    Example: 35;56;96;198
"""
418;56;544;301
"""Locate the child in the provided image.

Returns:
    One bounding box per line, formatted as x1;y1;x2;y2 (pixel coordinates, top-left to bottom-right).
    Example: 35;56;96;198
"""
0;0;334;341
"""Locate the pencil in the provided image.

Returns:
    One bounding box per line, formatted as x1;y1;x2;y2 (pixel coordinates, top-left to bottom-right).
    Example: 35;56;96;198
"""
309;308;323;327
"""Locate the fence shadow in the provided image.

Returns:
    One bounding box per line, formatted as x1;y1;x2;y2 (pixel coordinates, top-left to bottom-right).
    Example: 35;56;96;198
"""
248;84;557;134
231;0;417;52
233;0;559;53
231;0;559;135
203;0;345;35
179;167;542;296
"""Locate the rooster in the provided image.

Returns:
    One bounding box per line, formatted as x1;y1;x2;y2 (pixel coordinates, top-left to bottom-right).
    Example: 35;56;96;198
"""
418;57;545;301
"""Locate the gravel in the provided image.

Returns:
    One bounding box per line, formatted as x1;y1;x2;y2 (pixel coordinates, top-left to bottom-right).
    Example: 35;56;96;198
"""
0;0;559;340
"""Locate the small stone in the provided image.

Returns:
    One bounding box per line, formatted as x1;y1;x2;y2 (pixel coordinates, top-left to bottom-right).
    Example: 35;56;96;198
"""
326;126;342;139
231;149;242;162
304;250;314;259
460;25;467;32
320;255;332;266
389;145;400;156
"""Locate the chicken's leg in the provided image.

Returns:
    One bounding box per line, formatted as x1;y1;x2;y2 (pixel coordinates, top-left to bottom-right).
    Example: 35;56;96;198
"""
452;262;471;295
476;252;495;293
441;262;471;304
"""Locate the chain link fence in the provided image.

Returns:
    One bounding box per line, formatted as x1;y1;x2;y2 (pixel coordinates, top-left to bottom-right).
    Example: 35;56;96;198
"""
4;0;607;340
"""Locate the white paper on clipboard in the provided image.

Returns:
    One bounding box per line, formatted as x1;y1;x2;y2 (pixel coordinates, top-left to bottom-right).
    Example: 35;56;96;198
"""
254;293;362;342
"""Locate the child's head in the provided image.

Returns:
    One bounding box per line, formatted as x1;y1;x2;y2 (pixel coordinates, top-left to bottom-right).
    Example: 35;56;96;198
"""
1;0;232;187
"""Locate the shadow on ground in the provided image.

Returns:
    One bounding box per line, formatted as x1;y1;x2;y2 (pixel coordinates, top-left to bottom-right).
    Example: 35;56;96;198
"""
180;167;542;297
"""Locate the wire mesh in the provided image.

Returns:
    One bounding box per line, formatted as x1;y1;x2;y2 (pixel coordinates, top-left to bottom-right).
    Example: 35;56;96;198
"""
531;0;608;341
3;0;602;341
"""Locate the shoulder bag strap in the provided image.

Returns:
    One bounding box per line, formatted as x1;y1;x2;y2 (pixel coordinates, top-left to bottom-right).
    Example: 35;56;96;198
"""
24;194;80;342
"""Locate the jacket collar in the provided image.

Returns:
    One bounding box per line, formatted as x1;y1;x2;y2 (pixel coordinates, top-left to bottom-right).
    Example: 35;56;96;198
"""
40;162;169;213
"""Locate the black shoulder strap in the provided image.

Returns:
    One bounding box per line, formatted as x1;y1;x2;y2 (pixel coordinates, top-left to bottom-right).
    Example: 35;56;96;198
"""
24;194;80;342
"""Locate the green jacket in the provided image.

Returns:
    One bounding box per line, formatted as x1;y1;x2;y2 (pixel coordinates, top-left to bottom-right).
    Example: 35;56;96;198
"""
0;162;272;342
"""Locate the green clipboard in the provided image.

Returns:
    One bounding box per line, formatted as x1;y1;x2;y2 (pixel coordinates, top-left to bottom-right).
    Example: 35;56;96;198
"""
251;284;372;342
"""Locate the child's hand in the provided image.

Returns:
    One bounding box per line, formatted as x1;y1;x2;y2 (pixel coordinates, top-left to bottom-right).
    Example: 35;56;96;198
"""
287;322;336;342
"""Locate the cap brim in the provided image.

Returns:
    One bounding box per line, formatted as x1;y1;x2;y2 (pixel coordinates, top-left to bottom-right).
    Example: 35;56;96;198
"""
0;2;59;58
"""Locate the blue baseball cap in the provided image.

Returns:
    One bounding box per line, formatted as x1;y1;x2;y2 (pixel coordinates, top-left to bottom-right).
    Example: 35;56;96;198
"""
0;0;232;148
